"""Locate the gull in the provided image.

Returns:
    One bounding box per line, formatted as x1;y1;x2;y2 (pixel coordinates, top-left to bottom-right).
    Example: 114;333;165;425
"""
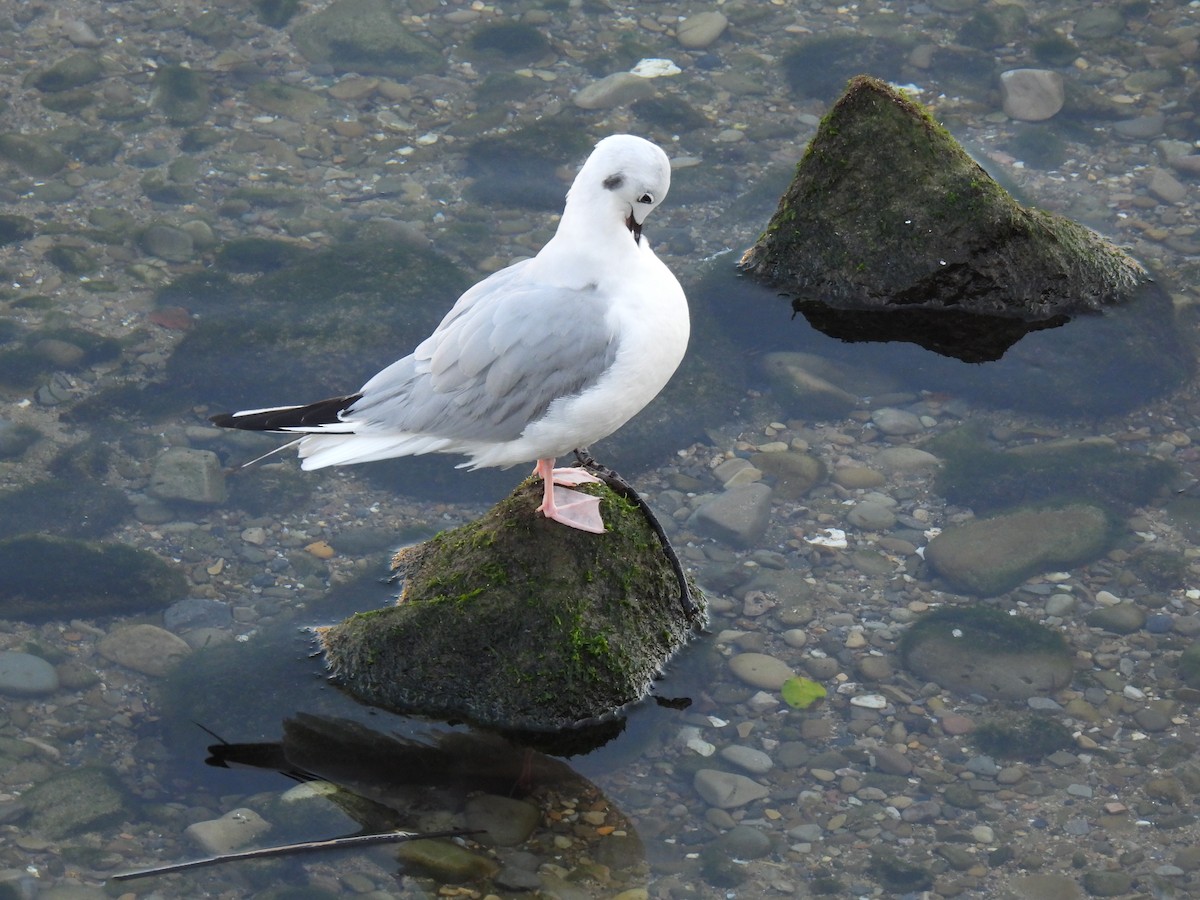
211;134;690;534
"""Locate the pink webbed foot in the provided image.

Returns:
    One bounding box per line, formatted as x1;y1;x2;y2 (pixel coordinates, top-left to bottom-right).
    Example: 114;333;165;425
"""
534;459;606;533
549;467;603;487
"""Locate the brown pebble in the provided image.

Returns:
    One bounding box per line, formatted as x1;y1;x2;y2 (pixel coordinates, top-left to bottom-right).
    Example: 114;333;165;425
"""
940;713;975;735
305;540;335;559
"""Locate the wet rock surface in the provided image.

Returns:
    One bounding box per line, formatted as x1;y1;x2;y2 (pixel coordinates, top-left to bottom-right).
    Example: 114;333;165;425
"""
925;504;1113;596
322;478;704;731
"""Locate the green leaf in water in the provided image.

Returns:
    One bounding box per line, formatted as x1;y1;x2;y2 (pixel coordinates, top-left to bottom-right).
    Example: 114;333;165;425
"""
781;676;826;709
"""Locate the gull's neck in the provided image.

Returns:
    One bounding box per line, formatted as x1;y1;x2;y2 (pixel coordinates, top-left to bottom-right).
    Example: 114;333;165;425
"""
543;193;639;265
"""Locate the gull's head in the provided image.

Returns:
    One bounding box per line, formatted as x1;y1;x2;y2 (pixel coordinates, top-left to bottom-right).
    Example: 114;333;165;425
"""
568;134;671;244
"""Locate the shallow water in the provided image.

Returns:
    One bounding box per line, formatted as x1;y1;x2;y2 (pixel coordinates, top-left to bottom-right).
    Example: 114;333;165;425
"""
2;0;1200;897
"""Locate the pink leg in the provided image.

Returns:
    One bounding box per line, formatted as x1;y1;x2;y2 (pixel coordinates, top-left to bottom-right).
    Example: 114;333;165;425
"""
534;458;605;533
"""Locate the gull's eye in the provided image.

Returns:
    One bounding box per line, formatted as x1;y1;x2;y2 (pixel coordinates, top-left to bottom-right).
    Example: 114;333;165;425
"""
637;193;654;204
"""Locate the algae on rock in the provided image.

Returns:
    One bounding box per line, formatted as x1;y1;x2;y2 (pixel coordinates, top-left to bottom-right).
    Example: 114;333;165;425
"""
924;503;1112;597
321;478;704;732
0;535;187;622
291;0;443;78
899;605;1073;700
741;75;1146;320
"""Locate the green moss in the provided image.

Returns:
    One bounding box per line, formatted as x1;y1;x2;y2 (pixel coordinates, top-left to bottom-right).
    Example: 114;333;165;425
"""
1128;549;1189;590
1178;641;1200;689
742;75;1146;318
469;22;550;60
929;423;1175;515
1005;125;1068;169
0;214;36;245
1031;32;1079;66
0;535;187;622
868;851;933;893
152;65;210;125
322;478;702;730
216;237;308;272
0;478;130;540
973;715;1074;760
254;0;301;27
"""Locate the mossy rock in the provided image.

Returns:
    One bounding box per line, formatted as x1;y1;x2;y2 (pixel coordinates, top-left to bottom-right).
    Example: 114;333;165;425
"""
291;0;443;78
0;325;121;388
30;52;104;93
463;118;593;211
63;129;124;165
0;479;130;541
631;96;711;133
782;37;908;101
972;714;1075;760
1178;640;1200;690
245;82;328;117
737;77;1193;409
899;605;1073;700
321;478;704;731
930;423;1176;515
216;237;309;273
0;421;40;459
924;504;1113;596
868;850;934;893
467;22;551;63
23;766;130;839
742;76;1145;319
152;65;211;125
255;0;302;27
0;133;68;177
0;535;187;622
0;214;36;246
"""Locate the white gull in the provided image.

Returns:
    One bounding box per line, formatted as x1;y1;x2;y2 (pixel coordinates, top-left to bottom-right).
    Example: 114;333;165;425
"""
211;134;690;534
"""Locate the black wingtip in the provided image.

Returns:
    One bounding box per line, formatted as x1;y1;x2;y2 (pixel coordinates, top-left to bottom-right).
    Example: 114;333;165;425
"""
210;394;363;432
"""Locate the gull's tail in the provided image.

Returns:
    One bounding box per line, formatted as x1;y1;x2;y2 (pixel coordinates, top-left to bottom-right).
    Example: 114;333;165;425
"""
210;394;363;433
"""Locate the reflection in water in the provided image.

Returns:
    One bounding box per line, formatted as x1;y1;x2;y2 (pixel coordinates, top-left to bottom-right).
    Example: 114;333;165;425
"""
700;266;1193;416
792;298;1069;363
200;714;646;884
5;0;1200;896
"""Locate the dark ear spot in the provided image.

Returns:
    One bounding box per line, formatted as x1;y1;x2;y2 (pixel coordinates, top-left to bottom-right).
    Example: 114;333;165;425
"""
602;173;624;190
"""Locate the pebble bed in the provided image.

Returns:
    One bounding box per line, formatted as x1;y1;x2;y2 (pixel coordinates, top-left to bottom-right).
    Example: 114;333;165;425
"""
1;0;1200;898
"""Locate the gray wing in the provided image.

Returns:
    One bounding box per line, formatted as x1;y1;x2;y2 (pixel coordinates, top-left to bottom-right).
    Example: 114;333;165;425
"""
348;263;617;442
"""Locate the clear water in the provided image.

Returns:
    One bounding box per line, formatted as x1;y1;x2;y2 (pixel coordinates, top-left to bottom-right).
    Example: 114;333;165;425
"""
2;0;1199;897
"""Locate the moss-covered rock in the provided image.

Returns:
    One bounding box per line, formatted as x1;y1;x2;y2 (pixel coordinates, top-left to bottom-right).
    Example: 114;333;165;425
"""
151;65;211;125
742;76;1145;319
868;850;934;893
463;119;594;211
0;421;40;459
0;133;68;176
0;535;187;622
0;214;36;246
0;325;121;388
924;504;1112;596
0;479;130;541
321;478;704;731
245;82;328;117
467;22;551;64
782;37;908;101
291;0;442;78
30;53;104;93
899;605;1073;700
737;77;1192;411
972;714;1074;759
23;766;130;839
255;0;302;27
931;424;1176;515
